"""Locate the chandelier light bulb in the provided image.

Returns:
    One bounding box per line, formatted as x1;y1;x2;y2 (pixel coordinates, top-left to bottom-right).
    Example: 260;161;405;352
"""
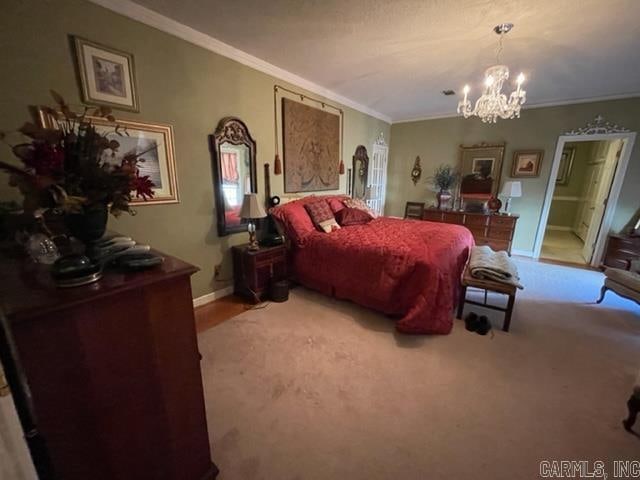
463;85;470;94
485;76;494;87
517;73;525;85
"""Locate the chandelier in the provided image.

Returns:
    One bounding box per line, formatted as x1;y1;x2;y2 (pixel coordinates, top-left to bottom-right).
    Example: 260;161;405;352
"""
457;23;526;123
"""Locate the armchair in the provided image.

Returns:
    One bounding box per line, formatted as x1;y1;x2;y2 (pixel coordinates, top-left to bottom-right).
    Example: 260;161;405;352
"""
597;259;640;305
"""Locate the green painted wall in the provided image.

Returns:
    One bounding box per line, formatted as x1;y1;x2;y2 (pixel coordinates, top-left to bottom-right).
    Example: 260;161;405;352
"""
387;100;640;253
0;0;390;298
547;141;594;228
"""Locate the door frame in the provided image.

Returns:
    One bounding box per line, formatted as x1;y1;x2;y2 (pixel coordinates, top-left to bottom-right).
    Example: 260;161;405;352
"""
533;117;636;266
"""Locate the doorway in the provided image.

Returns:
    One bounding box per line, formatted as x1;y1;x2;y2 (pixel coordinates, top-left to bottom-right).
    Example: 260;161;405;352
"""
534;122;636;267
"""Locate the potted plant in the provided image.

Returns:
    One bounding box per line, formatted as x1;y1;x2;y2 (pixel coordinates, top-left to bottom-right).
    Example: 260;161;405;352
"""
430;164;459;210
0;91;155;245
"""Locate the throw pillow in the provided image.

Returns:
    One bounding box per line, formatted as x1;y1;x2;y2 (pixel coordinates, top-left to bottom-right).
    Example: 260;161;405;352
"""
343;198;377;218
327;197;346;214
335;207;373;226
304;200;341;233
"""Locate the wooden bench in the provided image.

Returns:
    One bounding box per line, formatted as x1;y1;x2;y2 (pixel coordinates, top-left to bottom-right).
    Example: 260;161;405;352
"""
456;266;517;332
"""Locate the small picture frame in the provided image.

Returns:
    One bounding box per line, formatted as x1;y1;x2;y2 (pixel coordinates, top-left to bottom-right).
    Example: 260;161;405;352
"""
511;150;543;177
72;36;139;112
556;146;576;185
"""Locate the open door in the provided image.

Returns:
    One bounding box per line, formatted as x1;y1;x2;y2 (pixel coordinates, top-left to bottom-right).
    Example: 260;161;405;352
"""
581;139;623;262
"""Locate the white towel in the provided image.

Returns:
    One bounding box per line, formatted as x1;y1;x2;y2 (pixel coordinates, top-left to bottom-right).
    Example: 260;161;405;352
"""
468;245;524;289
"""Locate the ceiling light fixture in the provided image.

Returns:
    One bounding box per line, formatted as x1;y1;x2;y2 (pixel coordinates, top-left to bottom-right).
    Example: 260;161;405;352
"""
457;23;527;123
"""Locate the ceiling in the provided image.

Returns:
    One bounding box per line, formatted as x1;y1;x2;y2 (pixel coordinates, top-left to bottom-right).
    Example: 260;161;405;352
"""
128;0;640;122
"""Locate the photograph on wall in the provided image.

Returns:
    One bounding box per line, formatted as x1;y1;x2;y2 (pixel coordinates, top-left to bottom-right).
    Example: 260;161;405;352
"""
512;150;543;178
282;98;340;192
471;158;495;177
556;146;575;185
72;36;139;112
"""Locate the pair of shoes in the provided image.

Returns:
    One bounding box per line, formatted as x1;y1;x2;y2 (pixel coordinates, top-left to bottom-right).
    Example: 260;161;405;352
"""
464;312;492;336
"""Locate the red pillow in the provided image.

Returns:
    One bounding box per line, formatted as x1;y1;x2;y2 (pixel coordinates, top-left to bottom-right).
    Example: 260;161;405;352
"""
335;207;373;226
327;197;346;214
270;197;317;246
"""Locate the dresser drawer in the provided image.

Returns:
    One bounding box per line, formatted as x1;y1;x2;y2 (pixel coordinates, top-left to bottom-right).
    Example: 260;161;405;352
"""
468;227;488;239
442;212;464;225
488;227;514;241
476;237;510;252
464;215;489;227
423;211;443;222
489;215;517;227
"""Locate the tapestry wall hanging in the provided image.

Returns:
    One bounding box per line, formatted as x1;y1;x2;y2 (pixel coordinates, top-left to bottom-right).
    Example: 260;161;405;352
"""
282;97;340;192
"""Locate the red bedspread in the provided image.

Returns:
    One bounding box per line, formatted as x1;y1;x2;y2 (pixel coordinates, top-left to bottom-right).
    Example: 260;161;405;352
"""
291;217;474;334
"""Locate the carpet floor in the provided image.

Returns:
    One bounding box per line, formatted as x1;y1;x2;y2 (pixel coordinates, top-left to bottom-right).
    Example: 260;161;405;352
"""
197;258;640;480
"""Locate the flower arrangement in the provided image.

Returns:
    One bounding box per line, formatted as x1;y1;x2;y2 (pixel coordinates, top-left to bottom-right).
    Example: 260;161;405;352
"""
0;91;154;222
430;164;459;192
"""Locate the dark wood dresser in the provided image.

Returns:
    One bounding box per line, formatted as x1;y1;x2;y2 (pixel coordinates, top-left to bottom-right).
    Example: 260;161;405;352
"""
232;243;287;302
0;247;218;480
602;233;640;269
423;209;519;254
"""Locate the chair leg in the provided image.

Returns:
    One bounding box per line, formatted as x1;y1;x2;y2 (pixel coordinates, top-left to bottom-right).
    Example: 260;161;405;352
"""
596;285;608;304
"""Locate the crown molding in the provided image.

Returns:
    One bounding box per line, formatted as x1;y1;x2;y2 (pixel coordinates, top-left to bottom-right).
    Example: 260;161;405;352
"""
88;0;392;123
392;92;640;124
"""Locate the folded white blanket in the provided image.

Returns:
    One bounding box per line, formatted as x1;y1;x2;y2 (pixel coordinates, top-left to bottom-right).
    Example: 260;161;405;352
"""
468;245;524;289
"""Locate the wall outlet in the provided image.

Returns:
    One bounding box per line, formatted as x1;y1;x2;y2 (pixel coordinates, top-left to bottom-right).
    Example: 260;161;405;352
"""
214;265;221;279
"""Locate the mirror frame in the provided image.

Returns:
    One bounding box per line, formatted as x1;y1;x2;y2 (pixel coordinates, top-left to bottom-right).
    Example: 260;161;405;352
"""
351;145;369;199
210;116;257;237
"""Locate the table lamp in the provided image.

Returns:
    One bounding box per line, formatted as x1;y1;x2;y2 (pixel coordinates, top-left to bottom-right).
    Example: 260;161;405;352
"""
239;193;267;250
500;181;522;215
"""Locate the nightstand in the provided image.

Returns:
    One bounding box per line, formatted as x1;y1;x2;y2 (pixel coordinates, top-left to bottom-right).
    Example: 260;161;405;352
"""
232;244;287;302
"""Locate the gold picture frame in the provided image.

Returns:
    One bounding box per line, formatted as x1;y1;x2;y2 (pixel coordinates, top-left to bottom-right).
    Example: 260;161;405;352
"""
72;36;139;112
36;108;179;205
459;143;505;197
512;150;543;178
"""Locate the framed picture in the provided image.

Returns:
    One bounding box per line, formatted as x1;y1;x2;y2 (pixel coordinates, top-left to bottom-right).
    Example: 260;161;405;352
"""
72;36;139;112
556;146;576;185
37;109;178;205
472;158;495;176
459;143;505;197
512;150;543;177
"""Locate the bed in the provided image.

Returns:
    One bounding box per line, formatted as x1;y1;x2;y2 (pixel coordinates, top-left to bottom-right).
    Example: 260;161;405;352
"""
271;195;474;334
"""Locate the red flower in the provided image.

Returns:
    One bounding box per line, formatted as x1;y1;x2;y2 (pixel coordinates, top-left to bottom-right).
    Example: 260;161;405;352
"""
23;142;64;175
131;171;155;200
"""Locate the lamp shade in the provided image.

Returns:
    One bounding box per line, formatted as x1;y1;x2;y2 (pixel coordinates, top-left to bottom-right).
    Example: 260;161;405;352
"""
239;193;267;219
500;181;522;198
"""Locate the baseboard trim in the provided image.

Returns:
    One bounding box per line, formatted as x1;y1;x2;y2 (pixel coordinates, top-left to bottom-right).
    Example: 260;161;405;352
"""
511;249;534;257
546;225;573;232
193;286;234;308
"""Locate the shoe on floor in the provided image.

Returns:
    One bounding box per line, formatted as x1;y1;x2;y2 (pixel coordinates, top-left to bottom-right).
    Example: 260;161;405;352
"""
465;312;480;332
476;316;492;336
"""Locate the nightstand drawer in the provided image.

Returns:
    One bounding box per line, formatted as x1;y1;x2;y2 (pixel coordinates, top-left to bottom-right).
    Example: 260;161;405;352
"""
232;244;288;302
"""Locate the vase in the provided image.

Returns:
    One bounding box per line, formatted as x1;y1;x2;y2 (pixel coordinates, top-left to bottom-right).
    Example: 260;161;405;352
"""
436;189;452;210
65;203;109;245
